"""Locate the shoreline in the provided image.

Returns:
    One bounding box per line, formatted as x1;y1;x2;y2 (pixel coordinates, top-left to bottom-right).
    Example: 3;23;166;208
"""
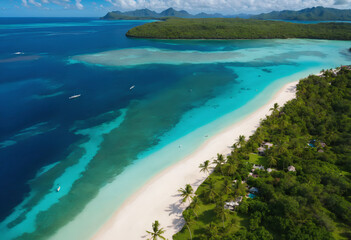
92;79;299;240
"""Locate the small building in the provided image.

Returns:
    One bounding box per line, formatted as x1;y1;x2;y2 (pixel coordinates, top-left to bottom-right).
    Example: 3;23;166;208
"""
288;165;296;172
249;187;259;193
320;142;327;148
257;147;266;156
252;174;259;178
253;164;265;171
258;142;273;156
318;149;324;153
263;142;274;149
224;200;240;211
267;168;276;173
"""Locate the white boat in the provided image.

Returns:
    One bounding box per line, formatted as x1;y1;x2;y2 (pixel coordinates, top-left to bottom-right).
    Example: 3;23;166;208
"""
56;186;61;192
69;94;81;99
14;52;24;55
129;85;135;90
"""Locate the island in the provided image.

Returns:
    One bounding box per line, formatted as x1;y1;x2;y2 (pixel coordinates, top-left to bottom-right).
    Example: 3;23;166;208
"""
253;6;351;21
171;66;351;239
126;18;351;40
101;7;229;20
103;7;351;21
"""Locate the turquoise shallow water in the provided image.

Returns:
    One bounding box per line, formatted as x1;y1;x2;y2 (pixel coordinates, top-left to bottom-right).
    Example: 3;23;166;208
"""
0;18;351;240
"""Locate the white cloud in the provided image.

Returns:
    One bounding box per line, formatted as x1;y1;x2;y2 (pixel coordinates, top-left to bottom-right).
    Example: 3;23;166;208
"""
22;0;28;7
29;0;42;7
50;0;71;7
105;0;351;14
75;0;83;9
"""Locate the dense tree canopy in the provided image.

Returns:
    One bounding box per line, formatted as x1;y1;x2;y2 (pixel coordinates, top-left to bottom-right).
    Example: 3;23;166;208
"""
126;18;351;40
173;67;351;240
253;6;351;21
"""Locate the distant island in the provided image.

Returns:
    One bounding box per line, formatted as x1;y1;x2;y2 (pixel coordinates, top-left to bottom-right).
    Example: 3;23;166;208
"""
101;7;249;20
126;18;351;40
102;7;351;21
253;6;351;21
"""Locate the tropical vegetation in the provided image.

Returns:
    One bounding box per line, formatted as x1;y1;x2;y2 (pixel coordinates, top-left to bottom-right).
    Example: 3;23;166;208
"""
146;220;166;240
172;66;351;239
103;6;351;21
253;6;351;21
126;18;351;40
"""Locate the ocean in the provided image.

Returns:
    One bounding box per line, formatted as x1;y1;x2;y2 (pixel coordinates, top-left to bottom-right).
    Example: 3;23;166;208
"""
0;18;350;239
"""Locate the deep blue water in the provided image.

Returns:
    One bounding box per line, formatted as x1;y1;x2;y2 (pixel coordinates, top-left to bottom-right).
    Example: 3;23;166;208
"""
1;18;350;239
0;17;280;222
0;18;158;220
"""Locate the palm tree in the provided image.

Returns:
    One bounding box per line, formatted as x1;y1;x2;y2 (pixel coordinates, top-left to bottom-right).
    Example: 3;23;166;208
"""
290;137;305;157
279;116;289;130
255;127;264;144
232;142;238;150
276;140;288;155
222;179;232;195
178;184;194;203
146;220;166;240
226;162;237;177
215;202;229;228
212;154;226;174
205;179;218;202
238;135;246;147
213;153;225;165
270;103;280;114
234;181;246;197
190;195;200;217
183;210;195;240
199;160;211;175
267;155;277;167
206;222;219;239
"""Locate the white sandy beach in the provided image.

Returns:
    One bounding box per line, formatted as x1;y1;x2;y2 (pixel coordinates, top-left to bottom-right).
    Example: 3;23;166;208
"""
92;80;298;240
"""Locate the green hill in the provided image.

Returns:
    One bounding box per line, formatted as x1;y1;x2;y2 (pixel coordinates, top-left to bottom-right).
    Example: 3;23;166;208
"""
253;6;351;21
101;7;195;20
100;7;244;20
101;8;161;20
126;18;351;40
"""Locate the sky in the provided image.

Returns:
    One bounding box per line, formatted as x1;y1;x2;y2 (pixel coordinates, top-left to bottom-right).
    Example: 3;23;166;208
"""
0;0;350;17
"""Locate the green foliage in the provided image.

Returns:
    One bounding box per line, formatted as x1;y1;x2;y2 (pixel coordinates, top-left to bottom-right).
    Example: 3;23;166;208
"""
146;220;166;240
174;67;351;239
126;18;351;40
178;184;194;203
199;160;211;175
253;6;351;21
